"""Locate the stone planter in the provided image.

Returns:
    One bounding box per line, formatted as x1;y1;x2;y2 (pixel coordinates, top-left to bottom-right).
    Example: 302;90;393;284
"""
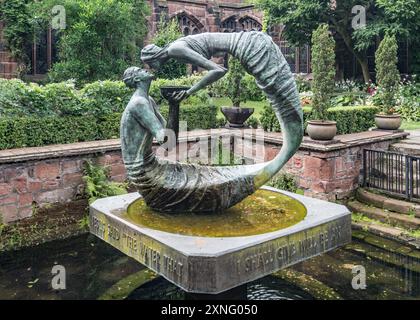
221;107;254;128
374;114;402;130
307;120;337;141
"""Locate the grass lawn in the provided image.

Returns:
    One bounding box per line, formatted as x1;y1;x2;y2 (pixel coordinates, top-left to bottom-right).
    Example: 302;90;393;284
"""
213;97;267;119
401;121;420;131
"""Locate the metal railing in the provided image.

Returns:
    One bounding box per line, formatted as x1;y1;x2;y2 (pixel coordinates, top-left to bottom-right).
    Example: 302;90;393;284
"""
363;149;420;200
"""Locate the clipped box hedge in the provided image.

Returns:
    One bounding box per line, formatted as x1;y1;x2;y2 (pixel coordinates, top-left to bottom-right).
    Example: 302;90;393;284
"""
0;104;219;150
327;106;379;134
0;77;219;150
261;104;379;135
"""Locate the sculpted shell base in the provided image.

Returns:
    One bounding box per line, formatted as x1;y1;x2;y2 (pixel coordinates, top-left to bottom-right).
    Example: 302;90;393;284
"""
89;186;351;294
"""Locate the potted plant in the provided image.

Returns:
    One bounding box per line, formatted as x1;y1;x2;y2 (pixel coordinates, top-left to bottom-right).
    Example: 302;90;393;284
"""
374;34;402;130
306;24;337;140
220;57;254;128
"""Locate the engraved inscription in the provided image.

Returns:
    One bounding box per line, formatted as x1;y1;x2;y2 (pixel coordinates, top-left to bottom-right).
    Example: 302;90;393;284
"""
89;208;351;293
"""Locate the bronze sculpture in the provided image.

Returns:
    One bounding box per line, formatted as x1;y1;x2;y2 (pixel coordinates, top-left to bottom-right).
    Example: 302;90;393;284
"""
120;31;303;213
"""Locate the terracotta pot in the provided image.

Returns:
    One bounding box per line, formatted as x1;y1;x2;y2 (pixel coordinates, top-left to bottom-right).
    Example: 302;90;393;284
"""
374;114;402;130
307;120;337;141
221;107;254;128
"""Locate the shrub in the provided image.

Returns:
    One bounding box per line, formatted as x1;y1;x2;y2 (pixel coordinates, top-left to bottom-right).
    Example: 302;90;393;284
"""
295;74;312;93
261;104;311;132
149;75;208;105
0;116;100;149
30;0;149;84
268;173;298;193
80;81;131;116
0;76;220;150
260;104;378;134
224;57;247;107
395;80;420;121
0;0;32;73
375;34;400;113
245;116;260;129
83;161;127;204
327;106;379;134
208;59;266;102
159;104;218;130
0;106;219;150
310;24;336;120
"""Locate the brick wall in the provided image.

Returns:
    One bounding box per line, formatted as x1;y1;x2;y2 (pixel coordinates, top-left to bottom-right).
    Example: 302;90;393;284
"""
0;21;18;79
0;150;126;223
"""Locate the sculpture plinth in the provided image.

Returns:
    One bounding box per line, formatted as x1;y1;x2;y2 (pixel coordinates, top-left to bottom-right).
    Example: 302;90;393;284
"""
89;186;351;294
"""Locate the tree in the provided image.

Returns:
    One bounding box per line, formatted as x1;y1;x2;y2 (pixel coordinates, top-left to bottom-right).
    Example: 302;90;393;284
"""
255;0;420;81
311;24;336;120
375;34;399;114
0;0;33;75
224;57;247;107
27;0;149;84
353;0;420;74
152;17;187;79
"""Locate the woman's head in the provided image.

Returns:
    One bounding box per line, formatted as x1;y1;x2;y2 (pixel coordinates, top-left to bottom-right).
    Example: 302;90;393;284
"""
123;67;154;89
141;44;168;70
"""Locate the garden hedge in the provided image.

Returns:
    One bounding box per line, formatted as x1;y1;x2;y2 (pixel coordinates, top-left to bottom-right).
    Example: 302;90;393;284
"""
260;104;379;135
0;77;219;150
0;104;219;150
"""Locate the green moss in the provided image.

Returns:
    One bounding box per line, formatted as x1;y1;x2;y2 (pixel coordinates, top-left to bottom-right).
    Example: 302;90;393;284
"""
0;201;87;252
273;269;342;300
98;269;158;300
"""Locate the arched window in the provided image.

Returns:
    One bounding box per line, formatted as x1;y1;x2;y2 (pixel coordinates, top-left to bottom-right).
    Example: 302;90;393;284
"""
238;17;262;32
221;16;237;32
177;14;202;36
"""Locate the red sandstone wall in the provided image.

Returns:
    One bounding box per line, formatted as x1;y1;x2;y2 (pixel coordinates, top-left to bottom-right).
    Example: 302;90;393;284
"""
0;152;126;223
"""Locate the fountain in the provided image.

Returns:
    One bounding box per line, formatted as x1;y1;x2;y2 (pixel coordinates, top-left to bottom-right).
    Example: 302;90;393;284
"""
90;186;351;295
89;32;351;298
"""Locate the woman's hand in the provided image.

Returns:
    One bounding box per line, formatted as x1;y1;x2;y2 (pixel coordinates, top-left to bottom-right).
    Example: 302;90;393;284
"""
171;90;190;102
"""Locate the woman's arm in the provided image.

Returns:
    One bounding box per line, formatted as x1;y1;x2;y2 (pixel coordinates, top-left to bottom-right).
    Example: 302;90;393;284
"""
168;43;227;100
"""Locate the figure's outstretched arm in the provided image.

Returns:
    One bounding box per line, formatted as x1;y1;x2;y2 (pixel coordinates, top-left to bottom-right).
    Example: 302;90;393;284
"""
168;44;227;99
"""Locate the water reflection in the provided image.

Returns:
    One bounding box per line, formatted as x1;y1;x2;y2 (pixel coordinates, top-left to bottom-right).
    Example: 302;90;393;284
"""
0;234;419;300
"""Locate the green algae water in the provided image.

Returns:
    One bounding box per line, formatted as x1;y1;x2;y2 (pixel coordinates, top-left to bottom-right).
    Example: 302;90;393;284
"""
124;189;307;237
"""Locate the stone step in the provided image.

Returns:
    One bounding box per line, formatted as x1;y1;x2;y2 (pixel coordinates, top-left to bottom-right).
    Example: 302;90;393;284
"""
352;221;420;250
352;227;420;259
347;200;420;230
356;188;420;217
397;137;420;146
345;241;420;274
390;142;420;156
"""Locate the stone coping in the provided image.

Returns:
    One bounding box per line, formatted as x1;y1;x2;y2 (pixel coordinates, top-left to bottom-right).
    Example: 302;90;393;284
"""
257;130;409;152
0;129;409;164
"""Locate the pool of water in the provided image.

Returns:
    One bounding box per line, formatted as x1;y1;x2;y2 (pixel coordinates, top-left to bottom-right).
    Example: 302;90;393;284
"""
125;189;307;237
0;234;419;300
